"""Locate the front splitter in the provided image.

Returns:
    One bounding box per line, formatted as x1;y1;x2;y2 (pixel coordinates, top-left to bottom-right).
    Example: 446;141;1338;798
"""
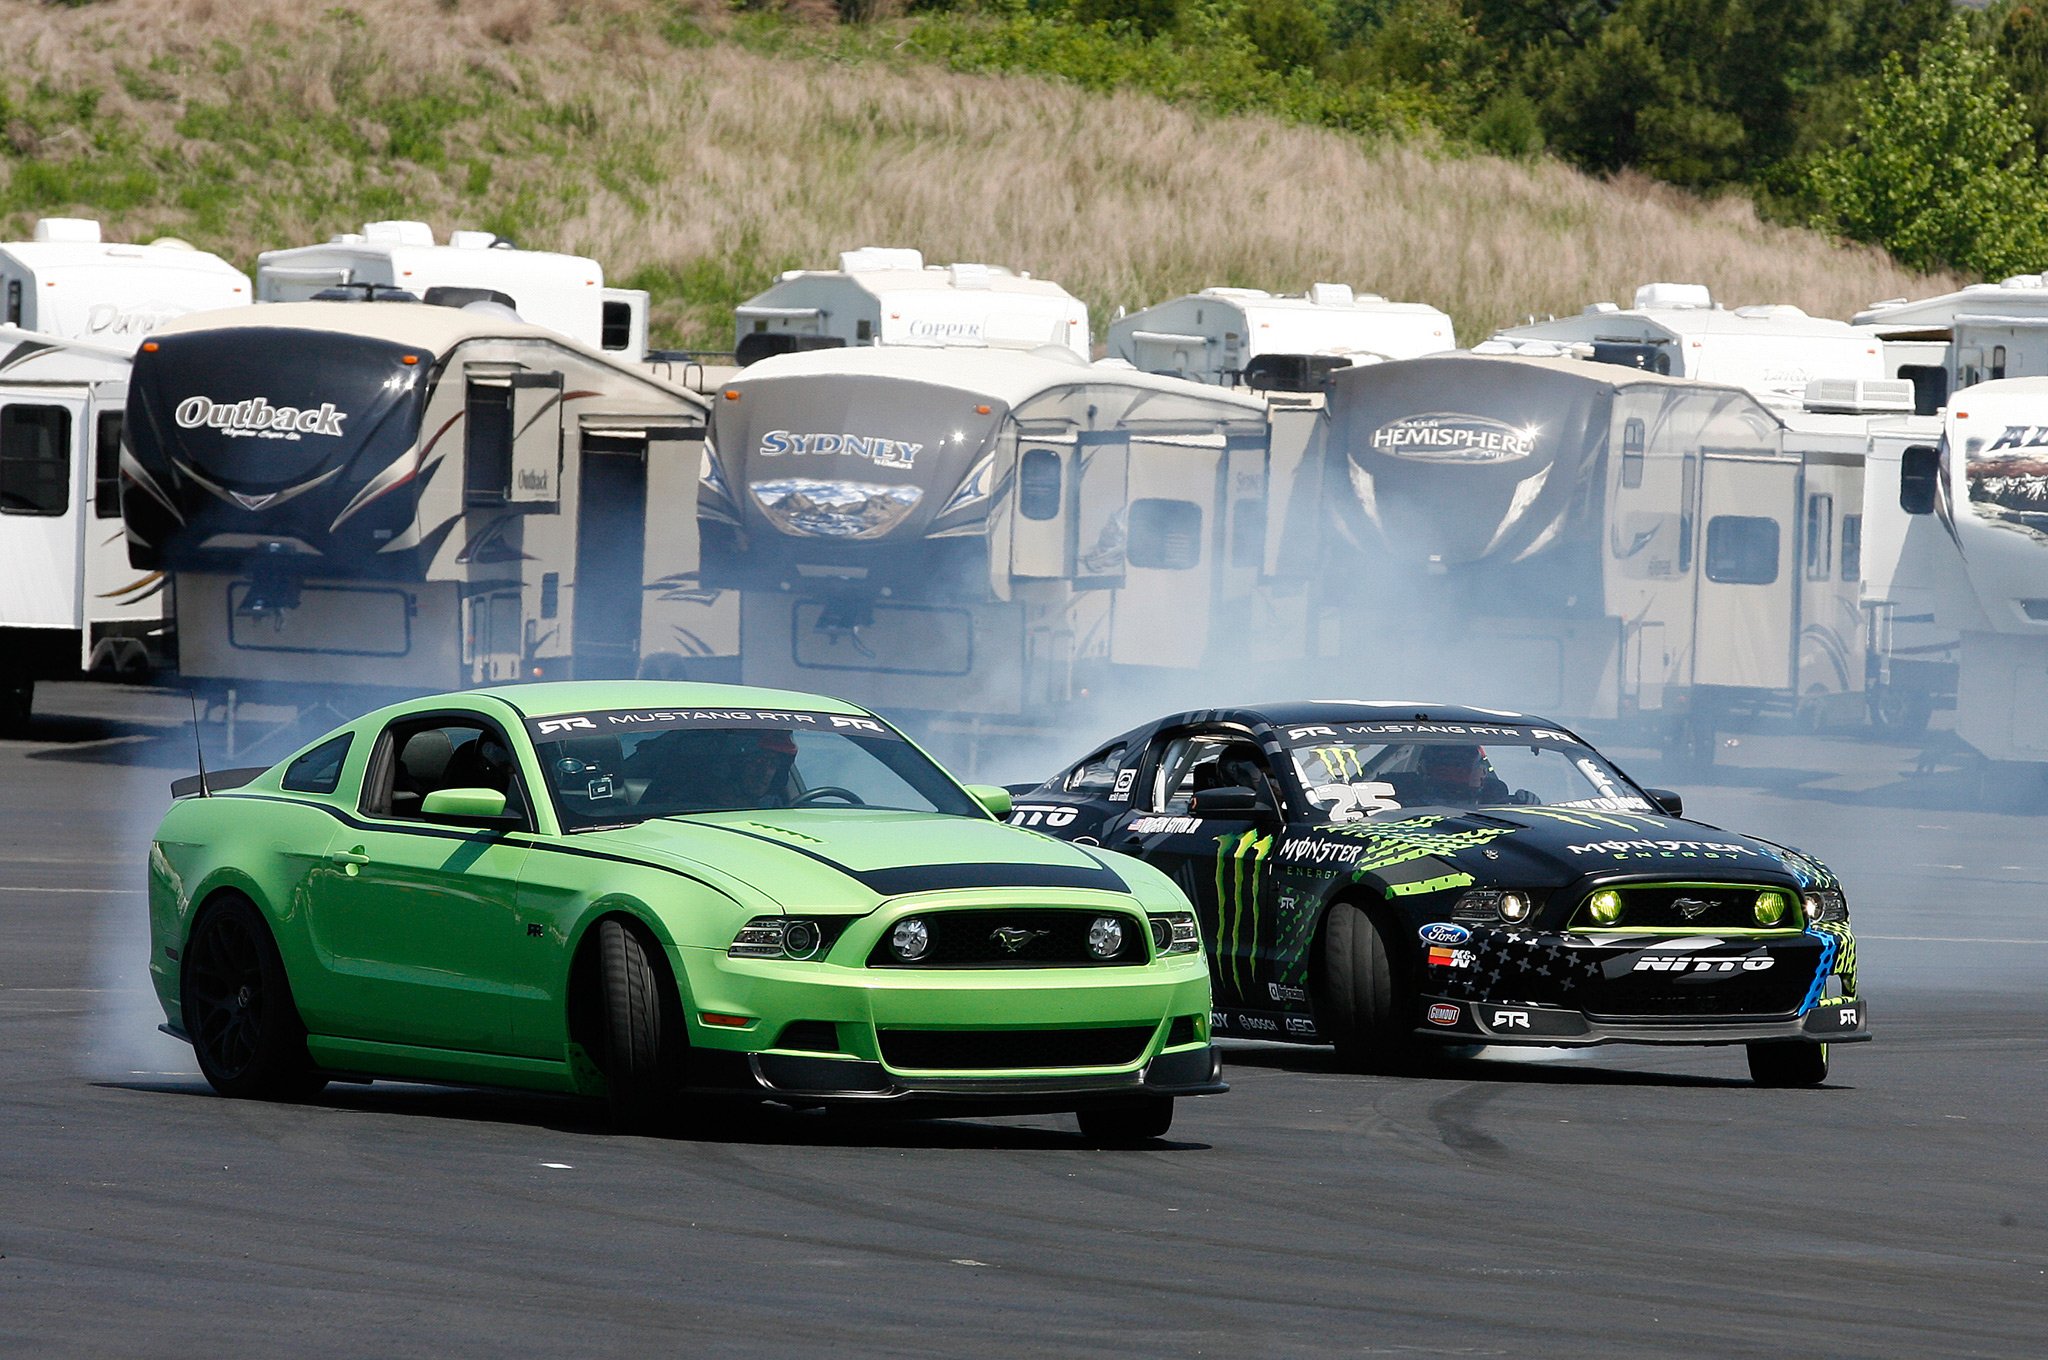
1413;995;1871;1047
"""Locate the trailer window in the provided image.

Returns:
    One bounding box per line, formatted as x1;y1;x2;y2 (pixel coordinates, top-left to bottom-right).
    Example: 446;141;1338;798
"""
1900;366;1947;417
1841;514;1862;581
5;278;19;326
465;384;514;503
1705;515;1779;585
1621;417;1645;489
94;412;123;519
1804;494;1833;581
1018;447;1061;521
1127;499;1203;570
601;301;633;352
0;405;71;517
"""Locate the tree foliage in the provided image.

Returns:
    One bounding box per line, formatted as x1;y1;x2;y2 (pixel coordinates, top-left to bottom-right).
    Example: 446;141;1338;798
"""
1806;18;2048;276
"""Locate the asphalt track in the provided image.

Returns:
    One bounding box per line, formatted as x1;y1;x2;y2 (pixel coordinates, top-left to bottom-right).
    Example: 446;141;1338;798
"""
3;685;2045;1356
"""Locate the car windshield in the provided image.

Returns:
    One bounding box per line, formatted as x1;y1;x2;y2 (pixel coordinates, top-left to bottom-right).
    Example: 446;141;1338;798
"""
524;707;983;831
1281;721;1650;821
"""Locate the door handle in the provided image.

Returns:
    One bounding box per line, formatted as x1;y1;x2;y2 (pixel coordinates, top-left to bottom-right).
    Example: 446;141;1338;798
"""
328;848;370;866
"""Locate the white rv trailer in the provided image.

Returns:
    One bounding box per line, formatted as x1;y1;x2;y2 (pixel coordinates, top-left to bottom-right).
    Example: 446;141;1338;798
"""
258;220;650;362
0;218;250;352
733;248;1090;364
697;345;1274;730
122;300;719;712
0;328;171;731
1107;283;1456;387
1892;379;2048;765
1855;276;2048;410
1490;283;1886;410
1294;352;1871;760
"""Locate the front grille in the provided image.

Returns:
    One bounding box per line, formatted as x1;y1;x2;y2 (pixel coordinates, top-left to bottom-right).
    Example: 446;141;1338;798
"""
878;1026;1154;1071
1589;963;1812;1018
866;909;1147;968
1571;884;1800;932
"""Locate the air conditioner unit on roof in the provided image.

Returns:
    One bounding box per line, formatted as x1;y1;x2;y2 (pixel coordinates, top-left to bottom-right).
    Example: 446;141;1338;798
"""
1308;282;1355;307
839;247;924;274
33;218;102;244
364;221;436;247
1802;378;1915;414
1634;282;1713;310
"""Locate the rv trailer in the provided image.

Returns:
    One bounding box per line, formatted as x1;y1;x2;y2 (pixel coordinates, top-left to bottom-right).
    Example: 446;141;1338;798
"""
122;300;718;716
1107;283;1455;387
0;218;250;352
697;345;1276;736
1854;275;2048;415
258;220;650;363
1490;283;1886;410
0;329;171;731
1299;352;1869;760
1894;379;2048;767
733;248;1090;365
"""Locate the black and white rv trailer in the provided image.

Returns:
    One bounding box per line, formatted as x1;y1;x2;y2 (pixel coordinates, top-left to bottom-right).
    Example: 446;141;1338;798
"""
697;345;1277;732
122;300;718;713
1298;352;1872;761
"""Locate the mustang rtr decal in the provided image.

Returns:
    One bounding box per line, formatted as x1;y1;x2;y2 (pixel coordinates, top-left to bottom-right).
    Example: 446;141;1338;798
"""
527;708;893;739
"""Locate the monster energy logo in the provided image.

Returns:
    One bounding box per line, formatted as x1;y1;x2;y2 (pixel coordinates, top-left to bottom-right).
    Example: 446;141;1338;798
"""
1215;829;1274;996
1310;745;1363;778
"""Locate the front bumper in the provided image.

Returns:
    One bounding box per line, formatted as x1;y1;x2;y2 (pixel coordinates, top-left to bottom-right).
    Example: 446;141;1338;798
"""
747;1042;1226;1111
1415;993;1871;1047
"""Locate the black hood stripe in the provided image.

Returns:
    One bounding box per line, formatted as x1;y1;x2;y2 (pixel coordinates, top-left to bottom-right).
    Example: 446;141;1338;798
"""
692;821;1128;896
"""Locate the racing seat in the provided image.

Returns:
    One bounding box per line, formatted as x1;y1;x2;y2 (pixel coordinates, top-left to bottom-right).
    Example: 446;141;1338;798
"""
442;733;513;794
390;729;453;817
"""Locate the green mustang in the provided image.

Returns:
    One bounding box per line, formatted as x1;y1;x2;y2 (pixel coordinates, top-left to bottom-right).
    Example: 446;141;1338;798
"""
148;682;1222;1142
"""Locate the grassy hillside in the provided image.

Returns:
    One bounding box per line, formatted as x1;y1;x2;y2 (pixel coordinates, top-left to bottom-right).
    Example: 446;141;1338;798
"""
0;0;1963;350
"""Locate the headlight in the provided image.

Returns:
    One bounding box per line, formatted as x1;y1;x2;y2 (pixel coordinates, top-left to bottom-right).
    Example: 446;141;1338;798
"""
1587;889;1624;926
1754;890;1788;926
728;916;829;960
1147;910;1202;955
1451;888;1539;924
1802;888;1849;923
1087;916;1125;960
890;917;930;962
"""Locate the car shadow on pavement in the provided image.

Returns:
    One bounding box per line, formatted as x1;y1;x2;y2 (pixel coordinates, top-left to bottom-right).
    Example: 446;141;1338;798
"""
99;1079;1213;1150
1217;1043;1763;1090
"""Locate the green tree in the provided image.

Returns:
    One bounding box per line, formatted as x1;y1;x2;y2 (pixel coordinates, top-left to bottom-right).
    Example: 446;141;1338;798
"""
1807;18;2048;276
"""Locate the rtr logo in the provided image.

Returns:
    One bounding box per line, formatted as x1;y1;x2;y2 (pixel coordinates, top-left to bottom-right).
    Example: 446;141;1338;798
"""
537;716;597;736
1491;1010;1531;1030
1838;1007;1860;1027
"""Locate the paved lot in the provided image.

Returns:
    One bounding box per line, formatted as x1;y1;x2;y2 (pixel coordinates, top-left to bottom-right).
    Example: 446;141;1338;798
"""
2;685;2044;1356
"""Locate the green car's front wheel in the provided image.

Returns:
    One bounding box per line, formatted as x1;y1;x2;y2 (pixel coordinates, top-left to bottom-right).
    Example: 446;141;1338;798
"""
597;918;688;1134
1747;1040;1828;1088
183;895;325;1101
1076;1095;1174;1146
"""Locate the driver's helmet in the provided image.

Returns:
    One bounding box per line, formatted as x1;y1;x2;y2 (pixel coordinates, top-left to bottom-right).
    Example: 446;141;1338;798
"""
1216;748;1273;803
730;729;799;802
1415;743;1489;795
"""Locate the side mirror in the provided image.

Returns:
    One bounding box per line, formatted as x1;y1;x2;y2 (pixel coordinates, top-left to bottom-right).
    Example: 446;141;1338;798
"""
1899;445;1940;515
1191;785;1275;819
1644;787;1684;818
966;784;1013;818
420;786;515;827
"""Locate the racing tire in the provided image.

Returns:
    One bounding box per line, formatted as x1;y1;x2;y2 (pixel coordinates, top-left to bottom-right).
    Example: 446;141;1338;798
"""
0;677;30;736
1318;903;1422;1075
182;895;326;1101
597;918;688;1135
1747;1040;1828;1088
1076;1096;1174;1146
1869;683;1932;738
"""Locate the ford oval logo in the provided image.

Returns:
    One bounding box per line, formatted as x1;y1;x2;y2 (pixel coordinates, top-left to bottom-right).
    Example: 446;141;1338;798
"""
1419;922;1470;945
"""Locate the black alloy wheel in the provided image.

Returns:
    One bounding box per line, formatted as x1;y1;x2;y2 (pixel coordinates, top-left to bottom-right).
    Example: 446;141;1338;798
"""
1075;1095;1174;1146
182;896;325;1100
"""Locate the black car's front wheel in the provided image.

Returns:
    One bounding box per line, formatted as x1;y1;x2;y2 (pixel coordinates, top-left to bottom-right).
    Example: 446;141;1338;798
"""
182;895;325;1101
1076;1095;1174;1146
1747;1040;1828;1087
1318;903;1422;1074
597;918;689;1135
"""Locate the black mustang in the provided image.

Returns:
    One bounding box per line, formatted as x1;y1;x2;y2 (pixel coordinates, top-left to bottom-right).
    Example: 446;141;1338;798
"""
1007;702;1865;1086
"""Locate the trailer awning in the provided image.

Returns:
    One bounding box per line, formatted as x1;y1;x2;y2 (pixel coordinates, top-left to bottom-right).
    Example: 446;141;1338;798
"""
736;305;825;321
1125;329;1207;346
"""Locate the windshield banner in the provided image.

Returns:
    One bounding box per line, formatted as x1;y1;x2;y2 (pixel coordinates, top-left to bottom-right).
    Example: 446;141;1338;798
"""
526;708;896;740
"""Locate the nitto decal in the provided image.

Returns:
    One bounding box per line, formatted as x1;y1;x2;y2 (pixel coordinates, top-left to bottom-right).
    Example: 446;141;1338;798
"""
1215;829;1275;996
1008;804;1080;829
1419;922;1471;946
1426;1002;1462;1026
1370;413;1537;464
1631;955;1774;973
174;395;348;440
758;429;922;471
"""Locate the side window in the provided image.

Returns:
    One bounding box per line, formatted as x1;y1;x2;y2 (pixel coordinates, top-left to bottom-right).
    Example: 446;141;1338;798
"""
281;733;353;795
465;384;514;504
1127;498;1203;570
1063;742;1128;794
94;411;123;519
1620;417;1646;490
1803;494;1833;581
1148;734;1271;814
1018;447;1062;521
0;404;72;517
363;717;527;823
1841;514;1862;581
1705;515;1780;585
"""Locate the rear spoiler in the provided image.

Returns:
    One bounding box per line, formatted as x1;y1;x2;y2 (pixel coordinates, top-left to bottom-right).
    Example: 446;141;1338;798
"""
171;767;266;799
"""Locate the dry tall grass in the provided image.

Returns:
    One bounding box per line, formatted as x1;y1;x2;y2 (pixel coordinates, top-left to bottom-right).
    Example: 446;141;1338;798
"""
0;0;1964;347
